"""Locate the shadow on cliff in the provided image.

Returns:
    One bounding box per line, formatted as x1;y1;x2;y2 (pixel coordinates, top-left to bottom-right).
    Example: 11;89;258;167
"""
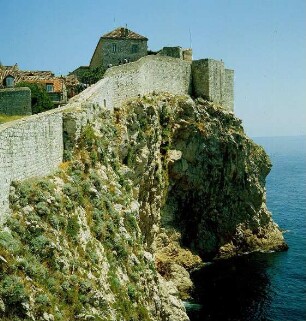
159;98;287;260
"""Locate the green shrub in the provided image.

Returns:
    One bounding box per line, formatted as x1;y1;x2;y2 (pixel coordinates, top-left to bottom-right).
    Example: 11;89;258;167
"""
29;235;54;259
16;82;53;114
0;276;28;310
35;201;51;216
35;293;50;306
0;231;21;254
109;274;120;293
66;215;80;240
127;285;138;302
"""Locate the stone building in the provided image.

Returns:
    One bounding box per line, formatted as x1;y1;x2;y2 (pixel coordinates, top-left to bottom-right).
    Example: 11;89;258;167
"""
78;27;234;111
90;27;148;70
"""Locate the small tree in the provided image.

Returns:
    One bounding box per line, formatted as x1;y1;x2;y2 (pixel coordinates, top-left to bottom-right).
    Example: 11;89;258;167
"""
16;82;54;114
80;67;105;85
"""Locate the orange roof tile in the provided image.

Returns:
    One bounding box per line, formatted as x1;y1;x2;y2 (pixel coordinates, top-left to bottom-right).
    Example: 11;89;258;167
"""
0;65;65;93
102;27;148;40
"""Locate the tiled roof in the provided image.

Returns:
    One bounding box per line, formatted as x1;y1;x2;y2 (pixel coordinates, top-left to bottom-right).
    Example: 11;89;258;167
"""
0;65;65;93
102;27;148;40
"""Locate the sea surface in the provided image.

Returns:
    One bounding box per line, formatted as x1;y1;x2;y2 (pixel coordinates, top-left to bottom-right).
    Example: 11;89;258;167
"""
186;136;306;321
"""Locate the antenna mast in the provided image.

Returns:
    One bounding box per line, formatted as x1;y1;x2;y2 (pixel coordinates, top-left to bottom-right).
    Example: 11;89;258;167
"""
189;28;192;49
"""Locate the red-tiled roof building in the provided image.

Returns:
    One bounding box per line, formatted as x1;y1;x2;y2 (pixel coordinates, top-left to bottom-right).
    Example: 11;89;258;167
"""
0;64;67;104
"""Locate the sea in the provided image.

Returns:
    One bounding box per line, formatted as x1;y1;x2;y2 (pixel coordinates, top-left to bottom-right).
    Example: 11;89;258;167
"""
185;136;306;321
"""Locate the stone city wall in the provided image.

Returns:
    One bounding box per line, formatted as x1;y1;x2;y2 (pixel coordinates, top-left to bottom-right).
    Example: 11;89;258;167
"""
65;55;192;143
224;69;234;112
192;59;234;111
0;111;63;219
0;87;32;115
0;55;234;219
0;55;193;219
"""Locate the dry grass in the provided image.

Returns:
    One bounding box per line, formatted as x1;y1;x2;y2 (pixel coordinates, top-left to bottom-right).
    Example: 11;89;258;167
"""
0;114;27;124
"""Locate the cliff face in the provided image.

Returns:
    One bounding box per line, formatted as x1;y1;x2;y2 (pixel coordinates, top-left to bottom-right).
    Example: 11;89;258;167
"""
0;94;286;321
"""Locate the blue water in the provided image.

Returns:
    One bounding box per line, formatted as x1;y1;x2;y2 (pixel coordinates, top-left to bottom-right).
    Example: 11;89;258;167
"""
187;136;306;321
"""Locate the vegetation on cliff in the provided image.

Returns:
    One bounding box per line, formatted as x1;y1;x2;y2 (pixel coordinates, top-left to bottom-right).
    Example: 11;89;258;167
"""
0;94;286;321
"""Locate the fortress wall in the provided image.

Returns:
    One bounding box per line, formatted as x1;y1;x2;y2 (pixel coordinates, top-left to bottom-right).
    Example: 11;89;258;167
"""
191;59;210;99
224;69;234;111
139;56;192;95
192;59;234;111
207;59;225;106
88;55;191;115
0;87;32;115
63;55;192;145
0;111;63;219
0;55;193;219
0;55;232;219
88;55;191;109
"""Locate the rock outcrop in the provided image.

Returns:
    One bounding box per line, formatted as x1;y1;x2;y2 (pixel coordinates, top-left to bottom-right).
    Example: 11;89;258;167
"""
0;93;287;320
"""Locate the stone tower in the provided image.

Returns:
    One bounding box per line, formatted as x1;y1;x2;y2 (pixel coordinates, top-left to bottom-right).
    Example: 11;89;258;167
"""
192;59;234;111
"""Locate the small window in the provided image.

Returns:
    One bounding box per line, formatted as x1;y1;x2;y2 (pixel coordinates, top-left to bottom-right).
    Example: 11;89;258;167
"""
5;76;15;87
112;44;117;53
46;84;54;92
131;44;138;53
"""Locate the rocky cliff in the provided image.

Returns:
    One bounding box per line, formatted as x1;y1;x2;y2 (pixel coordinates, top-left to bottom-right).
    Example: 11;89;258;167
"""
0;94;287;321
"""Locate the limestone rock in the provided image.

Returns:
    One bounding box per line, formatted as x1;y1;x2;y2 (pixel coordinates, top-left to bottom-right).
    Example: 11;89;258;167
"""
1;93;287;321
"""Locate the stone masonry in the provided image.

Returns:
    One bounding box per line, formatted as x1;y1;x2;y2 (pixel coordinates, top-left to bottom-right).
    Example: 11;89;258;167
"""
0;87;32;115
90;27;148;70
0;54;233;219
192;59;234;111
0;112;63;220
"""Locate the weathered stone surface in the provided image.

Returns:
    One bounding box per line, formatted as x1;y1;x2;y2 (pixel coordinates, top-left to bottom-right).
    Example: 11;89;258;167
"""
192;59;234;111
0;93;287;321
0;111;63;220
0;87;31;115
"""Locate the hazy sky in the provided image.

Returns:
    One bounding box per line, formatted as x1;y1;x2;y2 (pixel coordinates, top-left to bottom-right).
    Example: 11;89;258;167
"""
1;0;305;137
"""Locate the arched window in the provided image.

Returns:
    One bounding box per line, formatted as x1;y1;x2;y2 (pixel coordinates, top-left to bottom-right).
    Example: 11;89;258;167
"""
4;75;15;87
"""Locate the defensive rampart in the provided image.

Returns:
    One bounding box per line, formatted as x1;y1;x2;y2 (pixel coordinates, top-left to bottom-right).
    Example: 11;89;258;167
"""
192;59;234;111
0;56;193;218
0;111;63;220
0;55;235;218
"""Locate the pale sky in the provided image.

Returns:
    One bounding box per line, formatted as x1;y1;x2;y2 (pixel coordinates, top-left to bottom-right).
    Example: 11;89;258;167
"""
1;0;305;137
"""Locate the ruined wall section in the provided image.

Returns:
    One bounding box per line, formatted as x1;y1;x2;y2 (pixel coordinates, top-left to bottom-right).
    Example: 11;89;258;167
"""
0;112;63;219
0;87;32;115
